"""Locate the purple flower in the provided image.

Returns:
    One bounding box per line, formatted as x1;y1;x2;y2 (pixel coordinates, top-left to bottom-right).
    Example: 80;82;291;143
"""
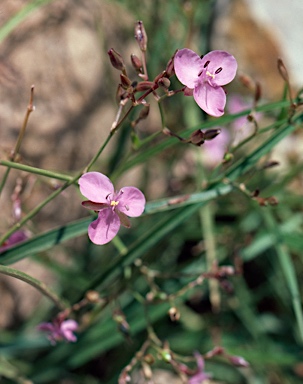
0;230;28;253
37;318;78;345
189;352;211;384
174;48;237;117
79;172;146;245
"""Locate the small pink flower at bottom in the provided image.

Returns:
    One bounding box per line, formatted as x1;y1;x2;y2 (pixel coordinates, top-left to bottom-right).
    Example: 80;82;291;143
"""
189;352;211;384
79;172;146;245
37;318;78;345
174;48;237;117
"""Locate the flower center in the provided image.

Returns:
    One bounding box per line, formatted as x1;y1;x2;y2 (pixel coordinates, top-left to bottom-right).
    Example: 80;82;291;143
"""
110;200;119;207
206;70;215;79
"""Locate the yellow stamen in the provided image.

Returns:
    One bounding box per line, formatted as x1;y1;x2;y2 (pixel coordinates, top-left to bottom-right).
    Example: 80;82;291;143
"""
206;70;215;79
110;200;119;207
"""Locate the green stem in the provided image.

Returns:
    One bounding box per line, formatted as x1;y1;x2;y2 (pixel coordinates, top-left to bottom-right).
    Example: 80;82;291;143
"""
0;160;73;181
262;210;303;343
84;133;113;173
112;236;128;256
0;264;68;310
197;151;220;312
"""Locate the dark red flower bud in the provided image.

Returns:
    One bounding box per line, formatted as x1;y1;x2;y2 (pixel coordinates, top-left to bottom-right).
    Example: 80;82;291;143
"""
190;130;205;146
165;52;176;78
135;81;154;92
120;73;132;89
130;54;143;72
108;48;125;71
138;104;150;120
158;77;171;89
203;128;221;141
134;21;147;51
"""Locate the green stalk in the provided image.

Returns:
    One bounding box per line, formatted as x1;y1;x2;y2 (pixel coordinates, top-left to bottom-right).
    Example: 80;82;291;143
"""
0;264;68;310
0;160;73;181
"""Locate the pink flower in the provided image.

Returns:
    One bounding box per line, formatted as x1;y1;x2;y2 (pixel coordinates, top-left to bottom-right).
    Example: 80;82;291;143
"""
37;318;78;345
174;48;237;117
0;230;28;253
189;352;211;384
79;172;146;245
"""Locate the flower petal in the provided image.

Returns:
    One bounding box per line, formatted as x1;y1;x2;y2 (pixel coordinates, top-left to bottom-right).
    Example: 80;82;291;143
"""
60;320;78;342
82;200;109;211
37;322;55;332
201;50;237;86
116;210;131;228
88;208;120;245
193;82;226;117
117;187;146;217
79;172;114;203
174;48;203;89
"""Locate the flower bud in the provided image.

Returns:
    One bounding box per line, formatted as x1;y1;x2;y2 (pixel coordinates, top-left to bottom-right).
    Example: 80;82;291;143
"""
204;346;224;358
168;307;180;321
262;160;279;169
267;196;278;206
158;77;171;89
153;71;166;84
85;290;100;303
131;54;143;73
116;84;128;102
190;130;205;146
108;48;125;72
165;53;176;78
120;73;132;89
223;152;233;163
161;349;172;363
203;128;221;141
134;21;147;52
228;355;249;367
138;105;150;120
144;354;155;365
135;81;154;92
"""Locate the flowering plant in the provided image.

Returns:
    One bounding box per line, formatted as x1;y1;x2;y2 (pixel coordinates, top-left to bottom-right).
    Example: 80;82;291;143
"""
0;5;301;384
